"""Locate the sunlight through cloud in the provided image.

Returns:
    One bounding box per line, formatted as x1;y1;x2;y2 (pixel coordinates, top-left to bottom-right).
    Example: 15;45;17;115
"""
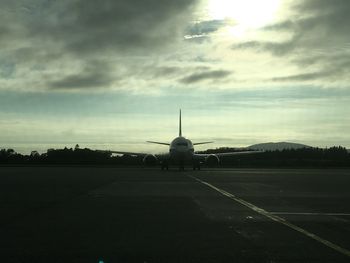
207;0;281;36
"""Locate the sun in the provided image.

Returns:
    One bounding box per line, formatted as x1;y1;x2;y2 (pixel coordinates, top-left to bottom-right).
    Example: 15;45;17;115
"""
207;0;281;32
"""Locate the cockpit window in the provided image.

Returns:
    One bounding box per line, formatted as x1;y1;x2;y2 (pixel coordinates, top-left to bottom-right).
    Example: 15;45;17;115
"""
176;142;188;146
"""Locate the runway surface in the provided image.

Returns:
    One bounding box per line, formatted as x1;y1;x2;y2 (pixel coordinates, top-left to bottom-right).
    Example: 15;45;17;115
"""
0;167;349;262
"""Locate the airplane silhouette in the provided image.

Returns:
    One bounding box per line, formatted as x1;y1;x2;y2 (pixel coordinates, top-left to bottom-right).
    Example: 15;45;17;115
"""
104;110;262;170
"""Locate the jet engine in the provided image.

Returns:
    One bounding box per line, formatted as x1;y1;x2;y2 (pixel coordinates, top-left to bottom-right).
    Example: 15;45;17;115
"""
205;154;220;167
143;154;158;166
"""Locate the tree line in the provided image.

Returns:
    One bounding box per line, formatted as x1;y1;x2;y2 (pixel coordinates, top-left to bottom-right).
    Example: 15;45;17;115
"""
0;145;143;165
210;146;350;168
1;145;349;167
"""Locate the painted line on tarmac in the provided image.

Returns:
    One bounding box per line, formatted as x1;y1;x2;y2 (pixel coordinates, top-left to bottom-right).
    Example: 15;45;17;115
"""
271;212;350;216
187;174;350;258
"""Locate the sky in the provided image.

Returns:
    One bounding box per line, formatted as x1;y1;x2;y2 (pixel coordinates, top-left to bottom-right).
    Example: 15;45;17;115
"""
1;0;350;154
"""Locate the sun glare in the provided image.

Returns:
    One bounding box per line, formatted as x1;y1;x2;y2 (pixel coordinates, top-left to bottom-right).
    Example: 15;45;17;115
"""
207;0;281;36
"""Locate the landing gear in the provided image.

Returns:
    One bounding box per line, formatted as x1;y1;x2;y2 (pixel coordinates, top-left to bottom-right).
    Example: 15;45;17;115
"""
193;161;201;170
193;164;201;170
161;161;169;170
179;160;185;171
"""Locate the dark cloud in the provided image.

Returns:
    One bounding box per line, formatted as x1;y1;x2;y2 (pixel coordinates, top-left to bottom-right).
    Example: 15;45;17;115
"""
262;20;295;31
185;19;234;40
180;70;231;84
30;0;198;55
272;56;350;83
50;73;113;90
233;38;299;56
292;52;350;73
49;62;113;90
0;61;16;79
0;25;12;40
271;72;328;82
0;1;199;56
0;0;203;90
293;0;350;15
151;66;184;78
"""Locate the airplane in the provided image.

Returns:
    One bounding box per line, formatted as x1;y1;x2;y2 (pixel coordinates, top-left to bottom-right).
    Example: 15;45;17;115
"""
103;110;263;170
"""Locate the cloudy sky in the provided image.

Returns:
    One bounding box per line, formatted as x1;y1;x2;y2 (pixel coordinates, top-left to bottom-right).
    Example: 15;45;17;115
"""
1;0;350;153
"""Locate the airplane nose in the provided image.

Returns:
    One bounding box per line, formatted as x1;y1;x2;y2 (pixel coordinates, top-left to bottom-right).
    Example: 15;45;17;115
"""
176;147;187;153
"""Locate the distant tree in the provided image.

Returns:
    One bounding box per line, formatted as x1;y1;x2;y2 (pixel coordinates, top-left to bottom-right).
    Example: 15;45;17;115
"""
75;144;80;151
7;149;15;155
30;151;40;157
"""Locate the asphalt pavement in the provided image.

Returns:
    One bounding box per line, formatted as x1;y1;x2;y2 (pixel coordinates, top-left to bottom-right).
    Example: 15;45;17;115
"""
0;166;349;262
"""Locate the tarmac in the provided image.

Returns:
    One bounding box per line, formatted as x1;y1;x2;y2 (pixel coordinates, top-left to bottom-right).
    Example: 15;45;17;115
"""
0;166;349;262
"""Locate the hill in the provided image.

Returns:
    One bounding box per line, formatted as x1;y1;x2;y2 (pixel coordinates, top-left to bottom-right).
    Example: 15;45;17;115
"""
248;142;311;151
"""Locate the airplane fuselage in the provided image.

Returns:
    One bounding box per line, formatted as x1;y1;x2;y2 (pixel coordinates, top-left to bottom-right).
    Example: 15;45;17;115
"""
169;136;194;163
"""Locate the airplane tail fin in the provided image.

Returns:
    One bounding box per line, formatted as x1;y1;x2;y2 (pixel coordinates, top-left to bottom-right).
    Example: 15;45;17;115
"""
179;109;182;137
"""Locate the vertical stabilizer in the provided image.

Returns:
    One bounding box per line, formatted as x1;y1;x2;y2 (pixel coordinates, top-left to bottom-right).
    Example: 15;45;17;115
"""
179;109;182;137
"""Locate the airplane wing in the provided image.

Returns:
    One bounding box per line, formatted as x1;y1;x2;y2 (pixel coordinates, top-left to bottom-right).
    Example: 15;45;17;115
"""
109;150;149;157
193;141;214;146
96;150;148;157
194;150;264;158
146;141;170;146
96;150;169;159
